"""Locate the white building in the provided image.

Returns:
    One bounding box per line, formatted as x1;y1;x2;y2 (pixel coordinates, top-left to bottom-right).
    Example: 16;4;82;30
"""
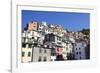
32;47;51;62
38;22;45;32
62;40;73;60
50;47;56;61
41;22;51;34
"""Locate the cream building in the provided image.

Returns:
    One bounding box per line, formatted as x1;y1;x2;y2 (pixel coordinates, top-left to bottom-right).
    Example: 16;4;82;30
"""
21;31;33;63
21;43;33;63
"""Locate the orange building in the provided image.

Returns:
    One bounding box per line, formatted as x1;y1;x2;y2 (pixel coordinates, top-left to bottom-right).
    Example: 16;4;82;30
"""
28;21;38;31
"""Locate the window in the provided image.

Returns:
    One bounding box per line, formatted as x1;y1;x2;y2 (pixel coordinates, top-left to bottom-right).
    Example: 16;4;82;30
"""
75;43;77;46
80;57;81;59
76;52;78;55
79;52;81;55
44;57;47;61
67;53;69;56
47;45;49;48
22;52;25;57
51;48;56;56
76;48;77;50
79;47;81;50
32;37;34;39
46;35;49;40
57;37;59;40
39;28;42;30
69;45;72;48
66;48;68;50
39;24;42;27
38;56;42;62
22;43;26;48
28;38;31;43
57;37;61;41
28;52;31;57
82;43;84;47
44;49;47;53
23;38;26;42
52;53;55;56
50;34;55;42
28;44;32;48
39;49;42;53
59;37;61;41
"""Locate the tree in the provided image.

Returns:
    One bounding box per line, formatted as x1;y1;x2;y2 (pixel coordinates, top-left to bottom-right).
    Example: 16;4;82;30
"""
80;29;90;35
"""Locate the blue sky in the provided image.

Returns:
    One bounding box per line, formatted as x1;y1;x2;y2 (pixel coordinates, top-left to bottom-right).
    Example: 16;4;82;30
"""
22;10;90;31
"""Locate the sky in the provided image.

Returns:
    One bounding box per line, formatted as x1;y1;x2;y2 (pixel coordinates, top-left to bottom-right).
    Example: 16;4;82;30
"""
22;10;90;32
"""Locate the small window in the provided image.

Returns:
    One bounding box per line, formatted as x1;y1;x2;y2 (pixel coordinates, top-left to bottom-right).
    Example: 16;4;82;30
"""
76;52;78;55
59;37;61;41
44;57;47;61
79;52;81;55
47;45;49;48
52;53;55;56
39;49;42;53
67;53;69;56
22;43;26;48
76;48;77;50
44;49;47;53
28;44;32;48
79;47;81;50
22;52;25;57
70;45;72;48
66;48;68;50
23;38;26;42
82;43;84;47
28;52;31;57
38;56;42;62
40;28;42;30
75;43;77;46
80;57;82;59
32;37;34;39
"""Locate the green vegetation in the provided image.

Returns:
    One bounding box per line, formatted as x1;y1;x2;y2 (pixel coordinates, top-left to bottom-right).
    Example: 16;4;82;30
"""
80;29;90;35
